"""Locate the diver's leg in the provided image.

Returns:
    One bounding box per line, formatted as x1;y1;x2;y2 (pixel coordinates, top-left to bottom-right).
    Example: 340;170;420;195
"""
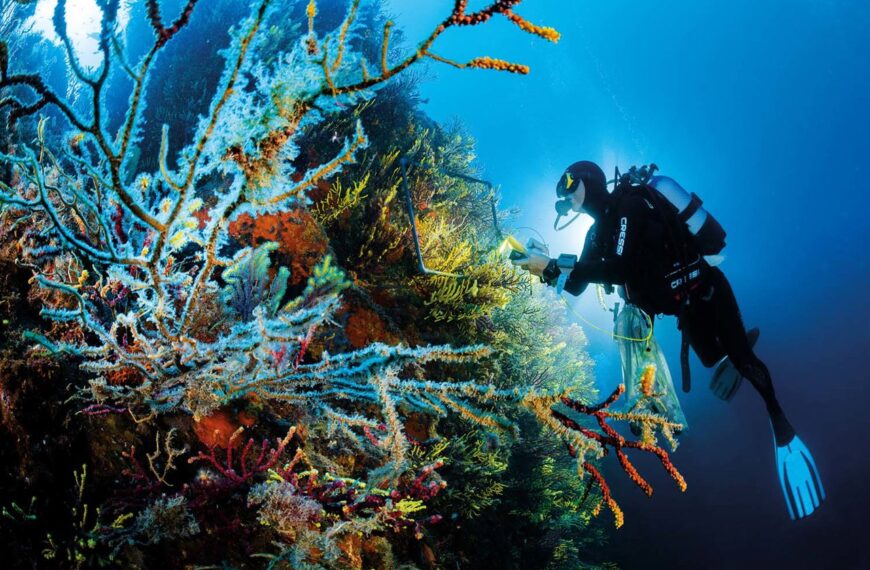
706;268;795;446
681;283;726;368
706;268;825;519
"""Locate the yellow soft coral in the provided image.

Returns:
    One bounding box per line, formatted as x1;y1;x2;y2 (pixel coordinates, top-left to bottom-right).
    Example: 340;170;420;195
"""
306;0;318;55
505;11;561;43
639;364;656;397
467;56;530;74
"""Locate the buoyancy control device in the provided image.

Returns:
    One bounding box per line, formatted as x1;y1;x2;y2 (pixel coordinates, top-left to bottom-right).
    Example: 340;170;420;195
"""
615;165;730;393
616;164;727;256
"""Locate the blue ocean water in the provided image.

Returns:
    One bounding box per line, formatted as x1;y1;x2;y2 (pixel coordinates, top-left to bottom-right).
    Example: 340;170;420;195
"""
390;0;869;567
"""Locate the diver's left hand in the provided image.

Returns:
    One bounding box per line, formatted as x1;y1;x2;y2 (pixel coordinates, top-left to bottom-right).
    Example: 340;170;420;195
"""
511;252;551;277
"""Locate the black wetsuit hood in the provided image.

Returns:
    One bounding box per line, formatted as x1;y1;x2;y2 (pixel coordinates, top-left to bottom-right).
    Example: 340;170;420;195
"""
583;188;611;220
558;161;610;220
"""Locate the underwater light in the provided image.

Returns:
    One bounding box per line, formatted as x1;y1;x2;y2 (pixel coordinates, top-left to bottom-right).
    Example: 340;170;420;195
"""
31;0;129;69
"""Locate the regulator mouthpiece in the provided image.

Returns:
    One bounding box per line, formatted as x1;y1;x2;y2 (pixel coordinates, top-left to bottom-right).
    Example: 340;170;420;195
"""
555;198;573;217
554;199;581;231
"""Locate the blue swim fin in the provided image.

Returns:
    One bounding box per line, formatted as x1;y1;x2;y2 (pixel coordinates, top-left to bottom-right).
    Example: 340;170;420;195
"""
775;434;825;520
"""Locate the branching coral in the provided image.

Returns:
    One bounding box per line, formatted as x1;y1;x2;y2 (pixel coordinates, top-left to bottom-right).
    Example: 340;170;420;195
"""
306;128;525;336
526;383;686;529
417;433;508;520
0;0;556;416
317;0;560;92
310;174;369;226
40;464;130;568
417;248;524;327
252;458;448;567
189;425;296;487
0;2;686;567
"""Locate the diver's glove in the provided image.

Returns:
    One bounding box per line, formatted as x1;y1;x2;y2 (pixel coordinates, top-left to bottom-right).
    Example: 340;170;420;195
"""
541;258;560;285
775;434;826;520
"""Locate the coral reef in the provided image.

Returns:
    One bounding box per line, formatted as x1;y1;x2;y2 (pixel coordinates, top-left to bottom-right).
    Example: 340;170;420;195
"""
0;1;683;568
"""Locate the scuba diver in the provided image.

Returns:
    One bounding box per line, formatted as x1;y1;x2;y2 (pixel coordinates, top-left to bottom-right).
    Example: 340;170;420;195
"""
512;160;825;520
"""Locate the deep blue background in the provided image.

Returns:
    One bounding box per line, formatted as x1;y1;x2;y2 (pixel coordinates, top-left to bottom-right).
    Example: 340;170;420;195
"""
391;0;869;567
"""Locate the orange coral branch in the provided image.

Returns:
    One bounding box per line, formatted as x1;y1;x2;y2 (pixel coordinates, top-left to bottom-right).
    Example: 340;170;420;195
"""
325;0;554;96
467;57;529;74
504;10;560;42
551;383;686;528
306;0;318;55
616;449;652;496
584;462;624;528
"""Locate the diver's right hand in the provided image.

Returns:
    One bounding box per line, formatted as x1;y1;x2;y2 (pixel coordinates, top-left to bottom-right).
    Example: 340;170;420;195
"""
511;251;551;277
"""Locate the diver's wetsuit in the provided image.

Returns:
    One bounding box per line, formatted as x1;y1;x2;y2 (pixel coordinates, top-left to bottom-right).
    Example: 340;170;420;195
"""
544;187;795;446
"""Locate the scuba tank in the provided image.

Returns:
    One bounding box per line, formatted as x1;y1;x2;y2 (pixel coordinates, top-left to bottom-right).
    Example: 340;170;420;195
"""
648;175;727;255
615;164;727;256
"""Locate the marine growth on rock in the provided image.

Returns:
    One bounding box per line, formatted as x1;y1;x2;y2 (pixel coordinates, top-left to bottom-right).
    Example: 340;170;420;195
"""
0;1;684;568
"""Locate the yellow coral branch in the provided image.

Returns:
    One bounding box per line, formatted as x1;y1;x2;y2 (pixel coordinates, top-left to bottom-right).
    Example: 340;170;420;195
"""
311;173;369;224
306;0;318;54
331;0;360;72
425;52;465;69
639;364;656;397
381;21;393;75
467;56;529;74
504;10;560;43
321;40;337;95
